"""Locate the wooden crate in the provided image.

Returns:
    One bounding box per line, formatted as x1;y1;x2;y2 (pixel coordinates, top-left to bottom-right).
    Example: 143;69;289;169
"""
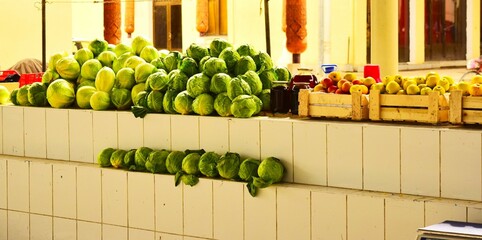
369;89;449;124
449;90;482;124
298;89;369;120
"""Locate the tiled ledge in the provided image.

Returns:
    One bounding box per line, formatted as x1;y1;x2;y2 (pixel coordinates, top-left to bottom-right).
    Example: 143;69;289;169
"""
1;106;481;202
0;156;481;240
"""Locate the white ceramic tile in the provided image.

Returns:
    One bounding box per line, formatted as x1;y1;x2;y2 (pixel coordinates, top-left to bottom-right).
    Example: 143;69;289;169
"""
3;106;24;156
30;214;53;240
52;164;76;218
260;119;293;182
69;110;94;163
46;108;70;160
118;111;144;150
102;224;127;240
53;217;76;240
128;171;155;231
128;228;155;240
7;211;29;240
347;194;384;239
7;159;29;211
327;123;363;189
401;128;440;197
277;186;311;240
468;204;482;223
101;168;128;226
144;114;171;150
199;117;229;154
0;210;6;240
171;115;200;151
93;111;118;160
244;186;276;240
24;107;46;158
155;232;183;240
363;125;400;193
441;130;482;201
213;180;244;240
77;221;101;240
293;121;327;186
311;190;347;240
183;178;213;238
385;197;424;240
155;174;183;234
229;118;260;159
77;165;101;222
29;161;53;215
0;159;6;209
425;200;467;226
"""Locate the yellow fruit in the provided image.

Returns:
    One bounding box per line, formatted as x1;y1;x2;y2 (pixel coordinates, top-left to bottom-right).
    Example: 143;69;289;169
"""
471;75;482;84
343;72;357;82
456;81;471;96
370;82;385;93
402;79;417;90
406;84;421;95
436;77;450;91
313;84;325;92
382;75;395;85
397;89;406;95
393;74;403;84
420;87;433;95
425;72;440;88
432;85;446;94
328;71;342;82
386;81;401;94
362;77;377;88
414;76;426;85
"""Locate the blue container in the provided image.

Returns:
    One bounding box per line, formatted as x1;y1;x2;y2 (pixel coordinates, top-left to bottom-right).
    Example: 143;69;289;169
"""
321;64;337;74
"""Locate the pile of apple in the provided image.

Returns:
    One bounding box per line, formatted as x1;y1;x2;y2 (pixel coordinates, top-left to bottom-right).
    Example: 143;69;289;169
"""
374;72;456;95
313;71;377;95
453;75;482;96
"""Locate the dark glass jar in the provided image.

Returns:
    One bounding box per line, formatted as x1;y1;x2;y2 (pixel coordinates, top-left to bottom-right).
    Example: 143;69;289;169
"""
270;81;290;114
289;68;318;90
290;82;310;115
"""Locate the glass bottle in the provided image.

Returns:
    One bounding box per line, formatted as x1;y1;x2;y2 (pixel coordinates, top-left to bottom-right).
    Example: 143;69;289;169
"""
289;68;318;90
290;82;310;115
270;81;290;114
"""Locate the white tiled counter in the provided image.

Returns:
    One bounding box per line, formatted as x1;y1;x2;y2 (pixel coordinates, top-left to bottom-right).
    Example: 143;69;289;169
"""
0;105;481;239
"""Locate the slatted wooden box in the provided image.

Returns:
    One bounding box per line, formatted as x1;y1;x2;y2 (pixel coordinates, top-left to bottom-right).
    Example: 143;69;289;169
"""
298;89;369;120
369;89;449;124
449;90;482;124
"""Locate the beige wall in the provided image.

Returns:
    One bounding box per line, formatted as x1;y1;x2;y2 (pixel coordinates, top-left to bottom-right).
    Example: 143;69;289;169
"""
0;0;325;72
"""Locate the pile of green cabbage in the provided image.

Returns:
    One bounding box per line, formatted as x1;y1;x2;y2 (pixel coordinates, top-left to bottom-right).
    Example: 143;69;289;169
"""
12;37;290;119
97;146;285;197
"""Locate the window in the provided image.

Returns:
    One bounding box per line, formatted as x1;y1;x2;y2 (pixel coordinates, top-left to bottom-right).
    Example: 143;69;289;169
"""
153;0;182;51
206;0;227;36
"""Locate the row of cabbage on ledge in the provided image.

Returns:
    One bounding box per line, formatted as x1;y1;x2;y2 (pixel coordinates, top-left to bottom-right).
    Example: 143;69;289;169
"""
10;36;291;118
98;147;285;197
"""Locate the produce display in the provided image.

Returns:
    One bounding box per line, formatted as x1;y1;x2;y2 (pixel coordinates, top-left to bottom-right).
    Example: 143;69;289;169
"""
313;70;482;96
97;147;285;197
8;37;291;119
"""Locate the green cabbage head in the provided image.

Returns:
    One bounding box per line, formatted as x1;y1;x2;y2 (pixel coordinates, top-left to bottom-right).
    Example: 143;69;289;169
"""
217;152;241;180
230;95;258;118
166;151;186;174
46;79;76;108
97;147;116;167
146;149;170;173
135;147;153;171
110;149;127;169
192;93;214;116
199;151;220;177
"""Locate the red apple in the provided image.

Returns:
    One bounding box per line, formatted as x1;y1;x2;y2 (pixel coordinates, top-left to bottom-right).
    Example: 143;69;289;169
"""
335;89;344;94
321;77;334;88
337;79;348;89
327;85;338;93
352;79;362;85
341;81;353;93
